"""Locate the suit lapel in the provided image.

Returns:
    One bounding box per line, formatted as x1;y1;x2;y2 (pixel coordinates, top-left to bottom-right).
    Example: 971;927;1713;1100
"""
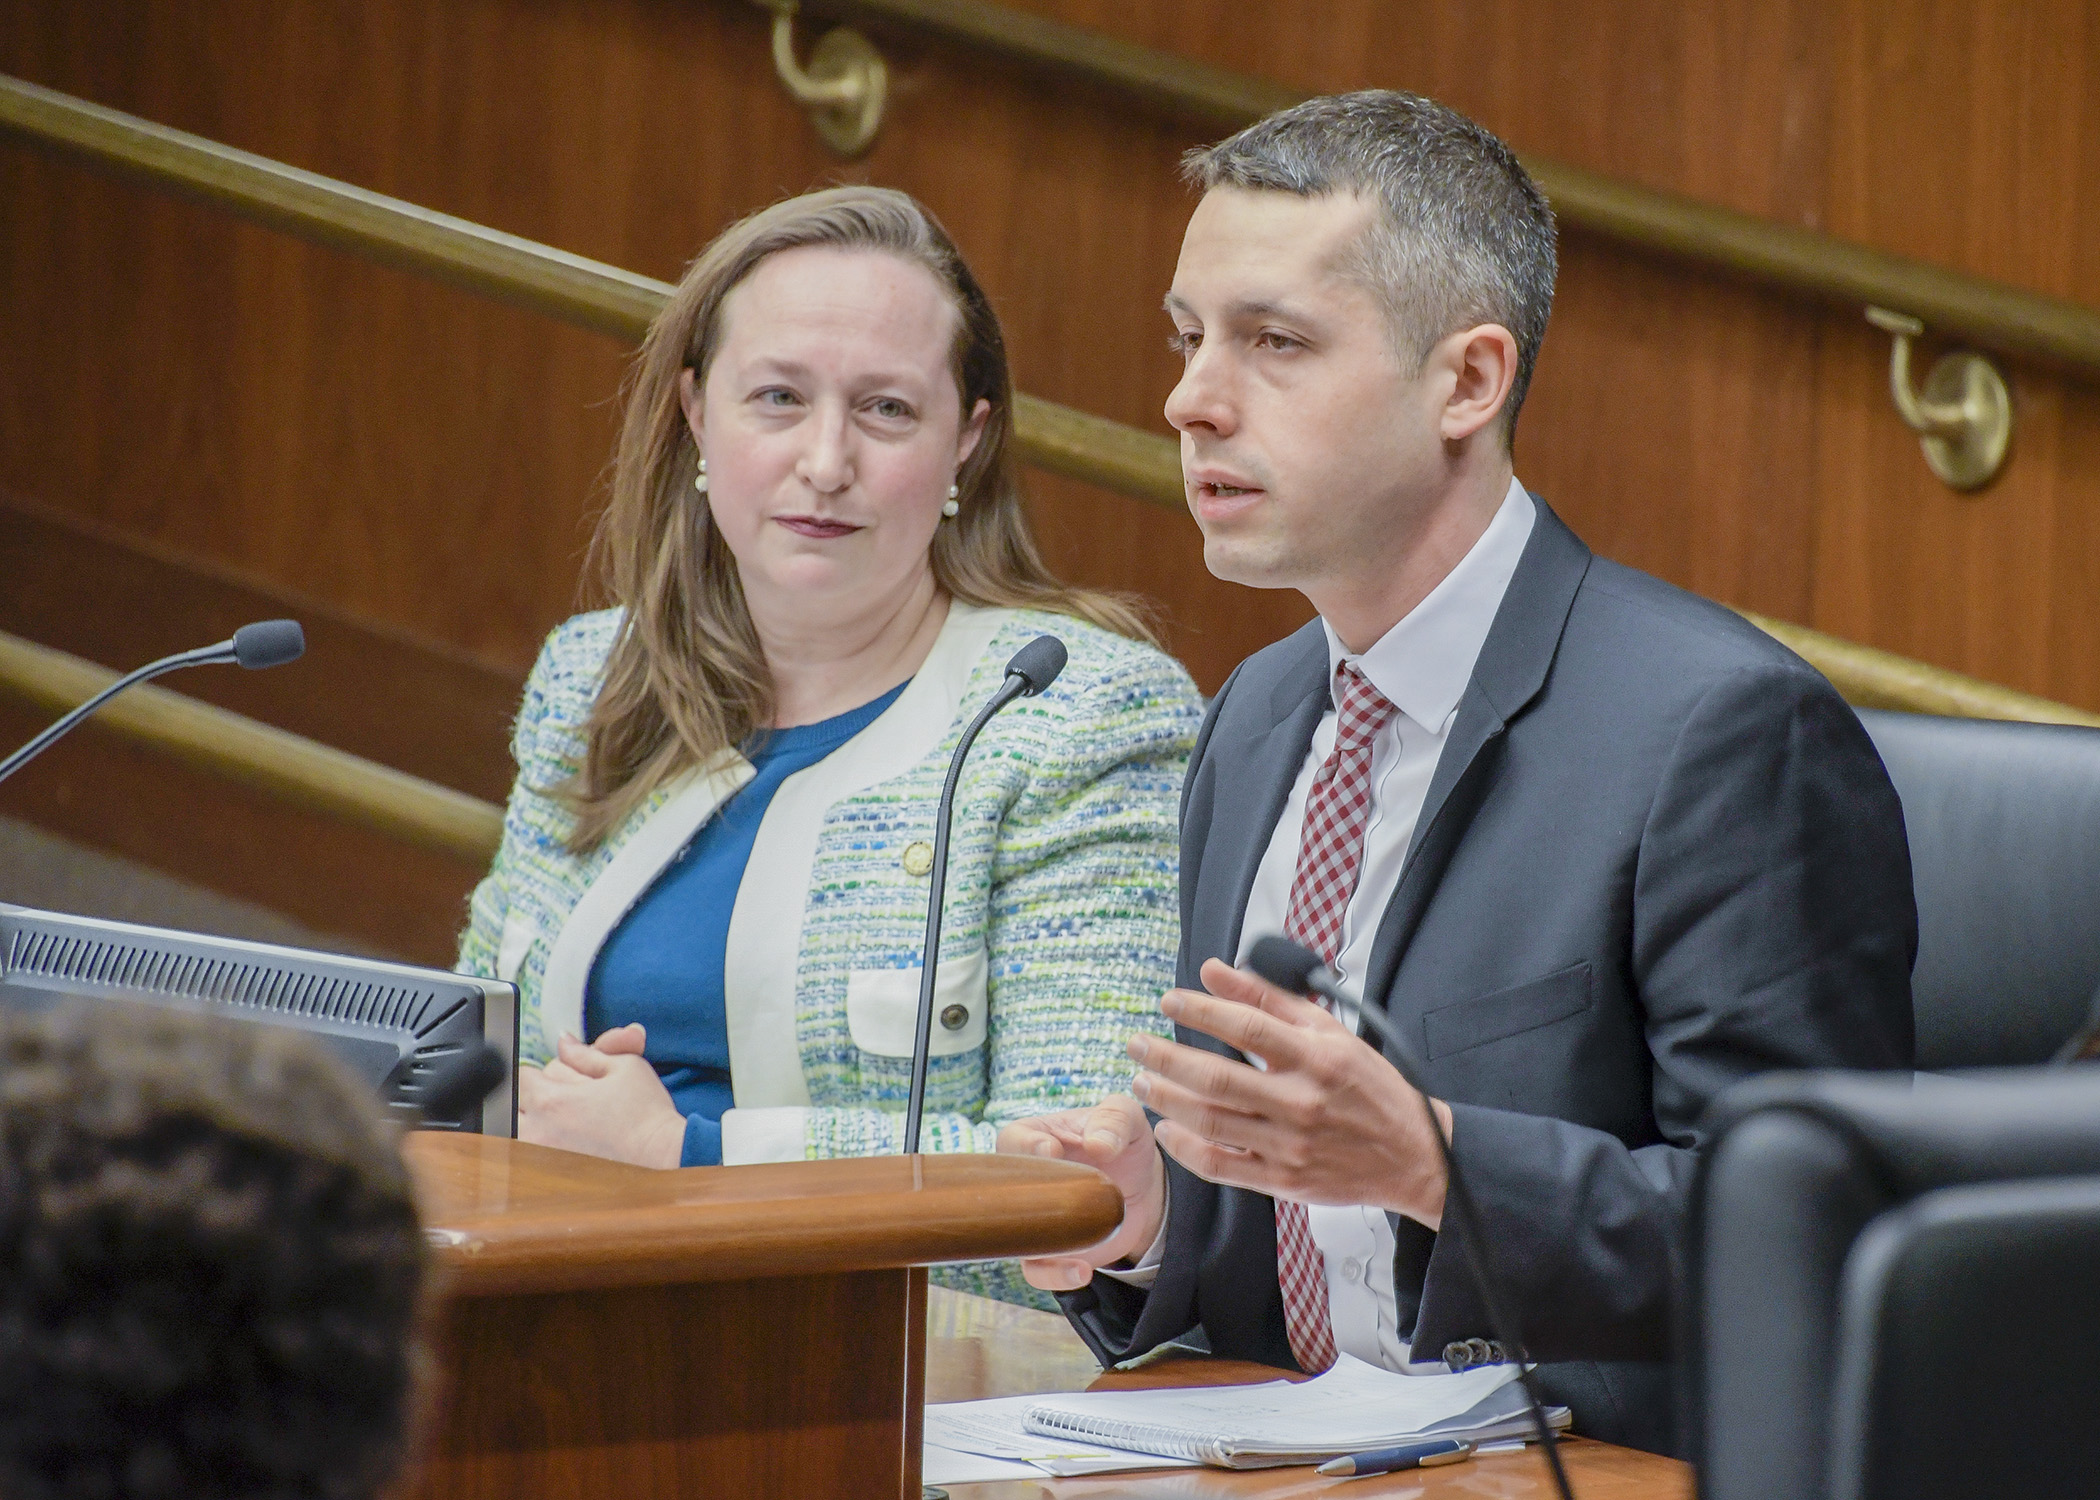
1160;636;1326;1360
1361;496;1593;1011
1186;627;1327;1048
1209;694;1328;964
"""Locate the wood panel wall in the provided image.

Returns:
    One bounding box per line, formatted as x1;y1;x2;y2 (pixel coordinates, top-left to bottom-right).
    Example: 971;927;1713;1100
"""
3;0;2096;946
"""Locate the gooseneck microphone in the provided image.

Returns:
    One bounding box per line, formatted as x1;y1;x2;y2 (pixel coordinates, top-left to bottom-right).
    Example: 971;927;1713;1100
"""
902;634;1068;1154
1246;935;1576;1500
0;620;307;789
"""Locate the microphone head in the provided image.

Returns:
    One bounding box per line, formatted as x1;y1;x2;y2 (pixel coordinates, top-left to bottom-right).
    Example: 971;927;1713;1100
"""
232;619;305;670
1246;934;1327;996
418;1043;508;1123
1005;634;1067;696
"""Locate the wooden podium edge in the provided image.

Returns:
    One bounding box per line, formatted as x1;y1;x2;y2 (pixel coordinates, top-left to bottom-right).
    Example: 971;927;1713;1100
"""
407;1134;1125;1296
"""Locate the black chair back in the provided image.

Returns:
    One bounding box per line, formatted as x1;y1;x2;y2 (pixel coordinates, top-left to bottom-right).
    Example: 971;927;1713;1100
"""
1826;1174;2100;1500
1856;710;2100;1068
1688;1068;2100;1500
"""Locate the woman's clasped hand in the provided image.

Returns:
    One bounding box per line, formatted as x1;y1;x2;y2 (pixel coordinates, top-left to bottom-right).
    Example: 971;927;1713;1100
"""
517;1024;685;1168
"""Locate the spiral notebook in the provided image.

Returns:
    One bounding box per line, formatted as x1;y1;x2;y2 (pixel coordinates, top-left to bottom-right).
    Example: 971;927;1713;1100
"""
1017;1353;1568;1470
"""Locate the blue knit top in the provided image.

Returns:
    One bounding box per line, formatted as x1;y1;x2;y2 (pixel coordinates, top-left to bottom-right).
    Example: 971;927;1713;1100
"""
585;681;908;1166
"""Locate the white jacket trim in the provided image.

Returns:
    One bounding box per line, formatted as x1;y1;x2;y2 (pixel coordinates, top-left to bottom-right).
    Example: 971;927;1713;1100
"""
537;750;755;1047
721;601;1012;1108
720;1105;813;1165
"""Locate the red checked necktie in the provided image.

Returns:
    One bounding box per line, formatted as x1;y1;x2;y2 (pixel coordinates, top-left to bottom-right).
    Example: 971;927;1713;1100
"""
1273;660;1399;1374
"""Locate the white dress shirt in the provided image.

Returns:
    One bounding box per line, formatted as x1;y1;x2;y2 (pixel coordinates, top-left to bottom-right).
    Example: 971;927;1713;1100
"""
1106;478;1535;1373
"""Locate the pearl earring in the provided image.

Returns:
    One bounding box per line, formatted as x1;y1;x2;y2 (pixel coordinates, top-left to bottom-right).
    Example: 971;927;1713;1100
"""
693;457;709;494
942;482;960;518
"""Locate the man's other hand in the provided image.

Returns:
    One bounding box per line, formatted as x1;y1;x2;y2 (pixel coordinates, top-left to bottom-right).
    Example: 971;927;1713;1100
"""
996;1093;1166;1291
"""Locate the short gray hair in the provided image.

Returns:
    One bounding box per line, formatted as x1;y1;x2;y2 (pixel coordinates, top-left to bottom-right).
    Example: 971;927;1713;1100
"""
1183;90;1557;441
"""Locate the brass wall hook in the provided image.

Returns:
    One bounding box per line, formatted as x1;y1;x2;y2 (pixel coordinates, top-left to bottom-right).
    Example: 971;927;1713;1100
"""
757;1;887;158
1864;306;2012;492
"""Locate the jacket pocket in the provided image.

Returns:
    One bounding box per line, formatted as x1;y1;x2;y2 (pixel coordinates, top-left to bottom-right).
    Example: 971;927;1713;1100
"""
847;949;990;1058
1422;962;1593;1061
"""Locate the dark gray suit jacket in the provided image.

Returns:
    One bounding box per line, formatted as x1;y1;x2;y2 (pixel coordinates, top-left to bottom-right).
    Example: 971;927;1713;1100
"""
1057;499;1917;1454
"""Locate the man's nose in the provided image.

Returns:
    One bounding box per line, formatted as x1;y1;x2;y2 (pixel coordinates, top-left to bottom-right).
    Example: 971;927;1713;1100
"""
1164;348;1236;439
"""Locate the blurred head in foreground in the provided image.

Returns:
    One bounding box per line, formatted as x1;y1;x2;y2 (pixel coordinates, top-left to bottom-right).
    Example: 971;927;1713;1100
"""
0;1003;428;1500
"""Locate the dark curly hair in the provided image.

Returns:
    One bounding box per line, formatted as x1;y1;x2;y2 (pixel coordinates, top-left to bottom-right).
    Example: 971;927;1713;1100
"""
0;1003;429;1500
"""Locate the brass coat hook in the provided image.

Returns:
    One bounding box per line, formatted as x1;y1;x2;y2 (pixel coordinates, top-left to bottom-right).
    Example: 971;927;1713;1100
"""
1865;307;2012;492
757;1;887;158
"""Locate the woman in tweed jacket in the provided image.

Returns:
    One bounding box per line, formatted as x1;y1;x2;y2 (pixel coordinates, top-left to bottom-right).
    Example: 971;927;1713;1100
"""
455;186;1200;1292
460;600;1195;1160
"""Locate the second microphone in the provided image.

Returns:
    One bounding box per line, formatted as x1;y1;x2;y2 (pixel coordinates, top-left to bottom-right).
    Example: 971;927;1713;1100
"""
901;634;1068;1154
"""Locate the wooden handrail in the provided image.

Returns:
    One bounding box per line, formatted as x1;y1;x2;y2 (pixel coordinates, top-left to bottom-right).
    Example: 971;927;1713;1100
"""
0;631;506;863
0;74;1160;498
802;0;2100;380
0;75;665;342
1737;614;2100;729
2;72;2095;866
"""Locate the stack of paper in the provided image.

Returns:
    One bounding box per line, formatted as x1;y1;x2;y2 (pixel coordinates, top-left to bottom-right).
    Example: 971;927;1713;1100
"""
924;1354;1570;1479
924;1395;1203;1483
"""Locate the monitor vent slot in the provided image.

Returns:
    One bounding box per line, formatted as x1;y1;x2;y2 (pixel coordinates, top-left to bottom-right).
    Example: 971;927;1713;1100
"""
4;928;466;1036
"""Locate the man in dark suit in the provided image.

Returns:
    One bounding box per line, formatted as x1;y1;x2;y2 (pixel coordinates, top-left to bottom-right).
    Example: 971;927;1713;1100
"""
997;90;1915;1455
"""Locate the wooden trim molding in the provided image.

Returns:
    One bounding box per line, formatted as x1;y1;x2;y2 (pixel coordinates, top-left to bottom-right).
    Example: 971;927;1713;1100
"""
0;490;525;802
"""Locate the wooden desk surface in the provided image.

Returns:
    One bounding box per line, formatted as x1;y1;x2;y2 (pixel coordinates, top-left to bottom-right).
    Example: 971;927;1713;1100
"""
924;1288;1692;1500
403;1133;1122;1295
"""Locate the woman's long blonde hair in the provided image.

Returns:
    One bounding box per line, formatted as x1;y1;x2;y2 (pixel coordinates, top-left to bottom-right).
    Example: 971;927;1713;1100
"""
561;186;1153;853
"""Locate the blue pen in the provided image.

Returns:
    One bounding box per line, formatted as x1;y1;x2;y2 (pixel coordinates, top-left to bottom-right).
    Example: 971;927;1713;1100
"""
1315;1438;1474;1478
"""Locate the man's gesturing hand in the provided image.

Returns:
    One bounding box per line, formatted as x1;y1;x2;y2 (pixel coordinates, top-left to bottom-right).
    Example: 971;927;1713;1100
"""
995;1094;1166;1291
1132;958;1452;1226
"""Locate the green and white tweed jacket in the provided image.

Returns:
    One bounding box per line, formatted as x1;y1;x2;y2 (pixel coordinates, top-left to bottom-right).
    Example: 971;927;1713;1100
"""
458;600;1200;1173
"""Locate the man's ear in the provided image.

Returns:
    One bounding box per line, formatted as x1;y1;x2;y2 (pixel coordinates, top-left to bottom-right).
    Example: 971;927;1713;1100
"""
677;366;705;444
1435;323;1519;446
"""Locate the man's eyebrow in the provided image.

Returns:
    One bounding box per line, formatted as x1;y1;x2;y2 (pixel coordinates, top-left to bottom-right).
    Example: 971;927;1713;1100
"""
1227;297;1308;322
1160;292;1316;324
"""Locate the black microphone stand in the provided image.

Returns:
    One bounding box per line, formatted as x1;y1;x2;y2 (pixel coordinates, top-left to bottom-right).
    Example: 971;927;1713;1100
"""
902;635;1067;1154
0;620;306;788
1246;936;1576;1500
